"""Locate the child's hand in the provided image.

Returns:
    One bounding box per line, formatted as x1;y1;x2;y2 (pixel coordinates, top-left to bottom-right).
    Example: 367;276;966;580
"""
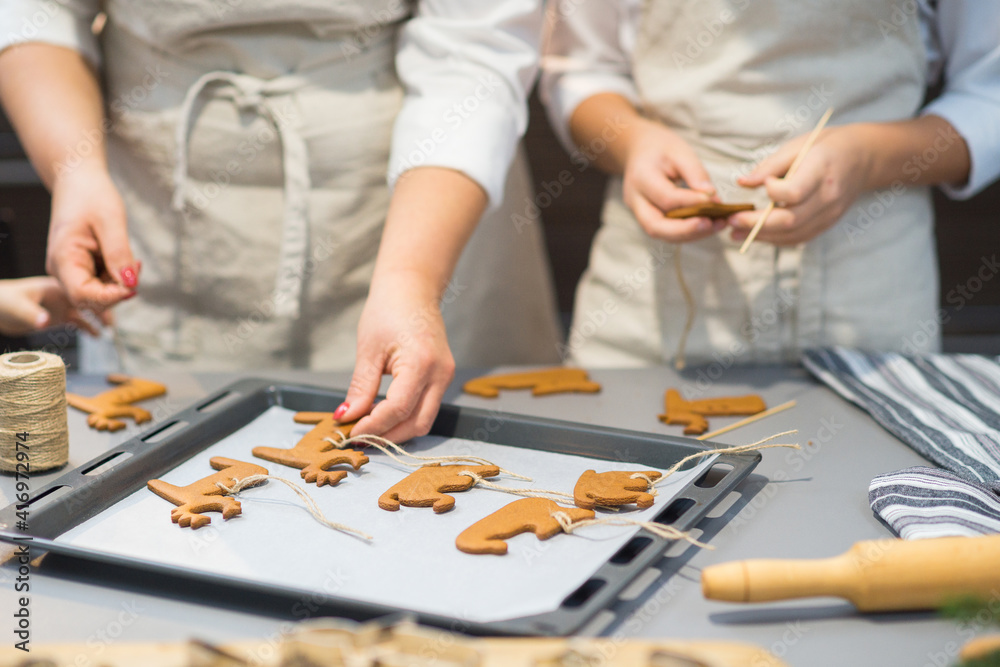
622;118;721;243
731;124;875;246
0;276;106;337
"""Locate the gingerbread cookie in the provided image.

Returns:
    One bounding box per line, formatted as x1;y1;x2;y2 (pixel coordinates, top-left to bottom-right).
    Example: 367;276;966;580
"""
147;457;268;529
456;498;595;555
253;412;367;487
665;202;755;219
378;463;500;513
66;373;167;431
659;389;766;435
574;469;663;510
463;368;601;398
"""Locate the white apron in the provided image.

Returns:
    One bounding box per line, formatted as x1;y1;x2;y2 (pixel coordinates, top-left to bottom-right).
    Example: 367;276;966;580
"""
100;12;561;371
568;0;938;368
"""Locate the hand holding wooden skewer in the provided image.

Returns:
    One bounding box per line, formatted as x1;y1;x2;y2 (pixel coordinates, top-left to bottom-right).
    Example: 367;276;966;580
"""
739;107;834;254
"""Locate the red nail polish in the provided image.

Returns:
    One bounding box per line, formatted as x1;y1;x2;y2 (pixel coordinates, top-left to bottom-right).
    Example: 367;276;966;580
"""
122;291;137;301
121;265;138;289
333;402;349;420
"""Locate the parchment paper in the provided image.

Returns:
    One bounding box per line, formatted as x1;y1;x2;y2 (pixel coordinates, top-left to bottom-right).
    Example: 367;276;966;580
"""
57;406;714;623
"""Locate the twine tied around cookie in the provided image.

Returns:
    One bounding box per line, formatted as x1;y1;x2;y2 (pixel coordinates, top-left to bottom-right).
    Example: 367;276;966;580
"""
216;475;373;540
456;471;623;512
325;433;532;481
629;430;801;498
550;510;711;549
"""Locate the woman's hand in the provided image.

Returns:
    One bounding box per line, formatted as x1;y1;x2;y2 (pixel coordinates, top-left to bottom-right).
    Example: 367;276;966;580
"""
621;117;723;243
47;164;138;310
0;276;107;337
729;124;876;246
337;270;455;444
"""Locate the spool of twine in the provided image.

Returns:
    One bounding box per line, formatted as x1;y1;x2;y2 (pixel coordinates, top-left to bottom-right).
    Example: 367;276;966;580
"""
0;351;69;472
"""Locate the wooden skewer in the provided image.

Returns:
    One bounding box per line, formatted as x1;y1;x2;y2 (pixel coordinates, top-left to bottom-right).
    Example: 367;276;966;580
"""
697;400;796;441
739;107;834;254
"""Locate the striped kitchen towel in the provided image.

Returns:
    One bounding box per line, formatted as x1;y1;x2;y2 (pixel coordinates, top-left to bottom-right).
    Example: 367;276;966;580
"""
869;466;1000;539
802;347;1000;491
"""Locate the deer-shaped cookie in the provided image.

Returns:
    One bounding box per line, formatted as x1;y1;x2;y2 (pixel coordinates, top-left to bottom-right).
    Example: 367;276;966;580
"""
456;498;595;555
378;463;500;513
66;374;167;431
252;412;368;487
463;368;601;398
574;469;663;510
147;457;268;529
658;389;766;435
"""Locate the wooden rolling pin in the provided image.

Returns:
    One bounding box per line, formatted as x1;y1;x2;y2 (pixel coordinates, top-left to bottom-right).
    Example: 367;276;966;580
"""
702;534;1000;612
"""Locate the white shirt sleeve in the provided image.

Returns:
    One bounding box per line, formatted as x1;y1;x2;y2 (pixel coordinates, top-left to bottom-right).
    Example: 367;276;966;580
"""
920;0;1000;199
538;0;640;152
389;0;542;211
0;0;102;67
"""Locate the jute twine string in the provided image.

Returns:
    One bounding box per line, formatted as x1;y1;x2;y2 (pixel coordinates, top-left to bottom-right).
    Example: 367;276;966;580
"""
456;470;575;502
673;245;696;371
216;475;373;540
550;511;711;549
325;433;532;481
629;430;801;497
0;351;69;472
456;471;622;512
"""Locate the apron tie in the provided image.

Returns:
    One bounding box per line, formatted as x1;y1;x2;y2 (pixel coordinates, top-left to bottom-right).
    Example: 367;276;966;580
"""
172;71;311;320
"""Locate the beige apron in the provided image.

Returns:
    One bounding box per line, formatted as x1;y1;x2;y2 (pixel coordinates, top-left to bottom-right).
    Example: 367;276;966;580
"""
100;14;561;372
568;0;938;368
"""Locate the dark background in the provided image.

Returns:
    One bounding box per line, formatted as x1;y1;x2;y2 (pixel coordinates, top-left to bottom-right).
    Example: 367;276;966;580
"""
2;89;998;359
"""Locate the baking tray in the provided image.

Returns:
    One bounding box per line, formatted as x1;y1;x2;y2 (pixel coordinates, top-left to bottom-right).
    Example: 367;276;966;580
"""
0;378;759;636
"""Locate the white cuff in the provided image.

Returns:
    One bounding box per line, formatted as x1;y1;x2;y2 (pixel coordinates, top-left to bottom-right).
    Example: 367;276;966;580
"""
540;68;639;154
922;95;1000;200
0;3;100;68
388;92;520;212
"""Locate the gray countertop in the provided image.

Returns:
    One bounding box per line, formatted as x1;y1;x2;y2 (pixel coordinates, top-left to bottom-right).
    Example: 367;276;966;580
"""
0;365;983;665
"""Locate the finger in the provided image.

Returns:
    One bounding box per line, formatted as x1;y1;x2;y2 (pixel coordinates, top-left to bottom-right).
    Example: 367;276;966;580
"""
635;173;712;215
94;210;140;289
378;386;434;444
380;357;452;442
665;142;716;195
351;367;426;439
763;151;826;207
730;207;828;246
338;348;388;424
737;138;803;188
1;297;50;334
62;265;133;311
729;207;797;242
633;196;724;243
